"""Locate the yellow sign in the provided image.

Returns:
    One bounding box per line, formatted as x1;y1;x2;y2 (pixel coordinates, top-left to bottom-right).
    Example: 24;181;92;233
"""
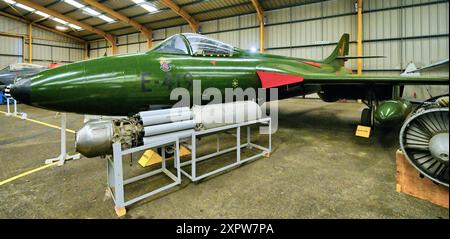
355;125;371;138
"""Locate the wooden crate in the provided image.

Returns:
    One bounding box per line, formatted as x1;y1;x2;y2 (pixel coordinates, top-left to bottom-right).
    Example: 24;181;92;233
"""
396;150;449;208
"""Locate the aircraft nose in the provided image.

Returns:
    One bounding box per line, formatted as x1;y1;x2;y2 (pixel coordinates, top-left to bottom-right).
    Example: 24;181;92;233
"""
10;78;31;104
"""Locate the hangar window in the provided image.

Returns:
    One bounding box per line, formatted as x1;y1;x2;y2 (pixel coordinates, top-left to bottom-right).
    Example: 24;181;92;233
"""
153;35;189;54
184;33;237;56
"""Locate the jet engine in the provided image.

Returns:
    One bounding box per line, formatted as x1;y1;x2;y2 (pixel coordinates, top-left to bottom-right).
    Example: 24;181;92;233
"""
399;95;449;187
75;101;264;158
75;107;193;158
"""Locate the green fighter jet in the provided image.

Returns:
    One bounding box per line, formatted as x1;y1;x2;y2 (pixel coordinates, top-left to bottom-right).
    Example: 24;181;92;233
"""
9;33;449;127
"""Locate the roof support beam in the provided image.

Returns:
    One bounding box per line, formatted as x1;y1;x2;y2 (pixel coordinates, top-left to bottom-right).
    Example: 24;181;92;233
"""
356;0;363;75
0;11;86;43
250;0;265;53
159;0;199;33
82;0;153;48
13;0;117;54
28;23;32;63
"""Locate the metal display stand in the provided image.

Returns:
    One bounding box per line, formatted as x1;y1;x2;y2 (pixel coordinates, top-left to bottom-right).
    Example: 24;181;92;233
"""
180;118;271;182
5;98;17;116
107;136;183;217
105;117;271;216
45;113;81;166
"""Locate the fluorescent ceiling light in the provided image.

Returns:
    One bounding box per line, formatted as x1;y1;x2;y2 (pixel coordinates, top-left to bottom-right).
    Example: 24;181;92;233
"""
140;3;158;13
83;7;100;16
15;3;35;12
98;15;115;23
64;0;85;9
68;23;82;30
56;25;68;31
53;18;68;25
4;0;16;4
34;11;50;18
132;0;158;13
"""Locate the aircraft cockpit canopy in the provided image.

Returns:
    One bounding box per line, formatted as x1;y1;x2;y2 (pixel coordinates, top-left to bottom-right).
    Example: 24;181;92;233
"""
152;35;190;54
183;33;238;56
152;33;239;57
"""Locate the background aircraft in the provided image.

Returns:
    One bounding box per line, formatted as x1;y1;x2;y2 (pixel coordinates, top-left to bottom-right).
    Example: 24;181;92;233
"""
9;33;448;127
0;63;48;91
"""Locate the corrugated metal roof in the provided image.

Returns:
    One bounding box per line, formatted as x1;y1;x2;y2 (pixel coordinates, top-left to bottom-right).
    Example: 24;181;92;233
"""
262;0;324;10
0;0;328;41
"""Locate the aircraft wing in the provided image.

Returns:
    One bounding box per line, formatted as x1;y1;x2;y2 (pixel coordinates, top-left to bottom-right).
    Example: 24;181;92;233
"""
256;64;448;88
299;74;449;85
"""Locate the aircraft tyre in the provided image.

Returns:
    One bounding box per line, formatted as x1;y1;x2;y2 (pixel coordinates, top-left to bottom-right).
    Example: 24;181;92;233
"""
361;108;373;127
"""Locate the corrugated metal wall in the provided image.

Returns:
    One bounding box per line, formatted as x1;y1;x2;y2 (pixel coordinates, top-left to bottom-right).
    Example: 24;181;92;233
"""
88;0;448;76
0;15;85;69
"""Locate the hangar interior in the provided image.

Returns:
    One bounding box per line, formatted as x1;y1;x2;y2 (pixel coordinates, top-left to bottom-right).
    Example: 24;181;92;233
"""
0;0;448;218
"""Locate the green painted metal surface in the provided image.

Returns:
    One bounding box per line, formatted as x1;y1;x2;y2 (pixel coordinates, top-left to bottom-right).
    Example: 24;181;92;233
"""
15;33;448;124
374;99;413;126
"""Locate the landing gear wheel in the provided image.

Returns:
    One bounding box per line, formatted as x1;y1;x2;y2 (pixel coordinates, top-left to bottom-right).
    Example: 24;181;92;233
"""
361;108;373;127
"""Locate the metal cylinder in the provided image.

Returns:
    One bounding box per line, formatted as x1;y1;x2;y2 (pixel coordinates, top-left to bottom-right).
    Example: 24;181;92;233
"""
143;120;196;137
142;129;194;145
76;120;114;158
192;101;262;130
139;107;190;118
141;110;192;126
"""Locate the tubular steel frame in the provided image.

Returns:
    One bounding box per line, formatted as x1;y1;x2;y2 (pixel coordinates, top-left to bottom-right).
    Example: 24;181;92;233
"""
180;117;272;182
106;117;271;216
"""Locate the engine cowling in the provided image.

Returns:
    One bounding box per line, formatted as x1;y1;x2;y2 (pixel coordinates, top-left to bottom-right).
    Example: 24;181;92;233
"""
399;95;449;187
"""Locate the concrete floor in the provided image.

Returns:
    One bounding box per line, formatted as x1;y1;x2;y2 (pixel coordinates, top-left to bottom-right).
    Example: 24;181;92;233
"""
0;99;448;219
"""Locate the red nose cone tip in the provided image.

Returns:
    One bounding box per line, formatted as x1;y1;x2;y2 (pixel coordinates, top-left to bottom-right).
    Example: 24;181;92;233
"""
10;78;31;104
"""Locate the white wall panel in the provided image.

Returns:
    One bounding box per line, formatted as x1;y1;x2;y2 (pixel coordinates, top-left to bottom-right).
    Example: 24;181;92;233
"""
364;0;401;10
322;0;354;16
266;49;291;57
153;29;166;40
323;15;356;42
128;44;140;53
33;45;51;60
118;45;128;54
201;20;218;33
217;31;239;47
1;15;84;67
0;36;21;55
118;36;127;45
181;24;192;33
128;33;139;43
239;28;259;50
266;24;291;48
240;14;258;28
0;15;27;35
166;26;181;37
291;2;322;20
292;46;322;59
291;20;322;45
70;48;83;61
218;17;239;31
267;8;291;24
52;47;69;62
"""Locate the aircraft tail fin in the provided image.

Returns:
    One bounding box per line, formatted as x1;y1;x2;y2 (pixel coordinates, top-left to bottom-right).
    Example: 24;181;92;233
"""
323;33;350;67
